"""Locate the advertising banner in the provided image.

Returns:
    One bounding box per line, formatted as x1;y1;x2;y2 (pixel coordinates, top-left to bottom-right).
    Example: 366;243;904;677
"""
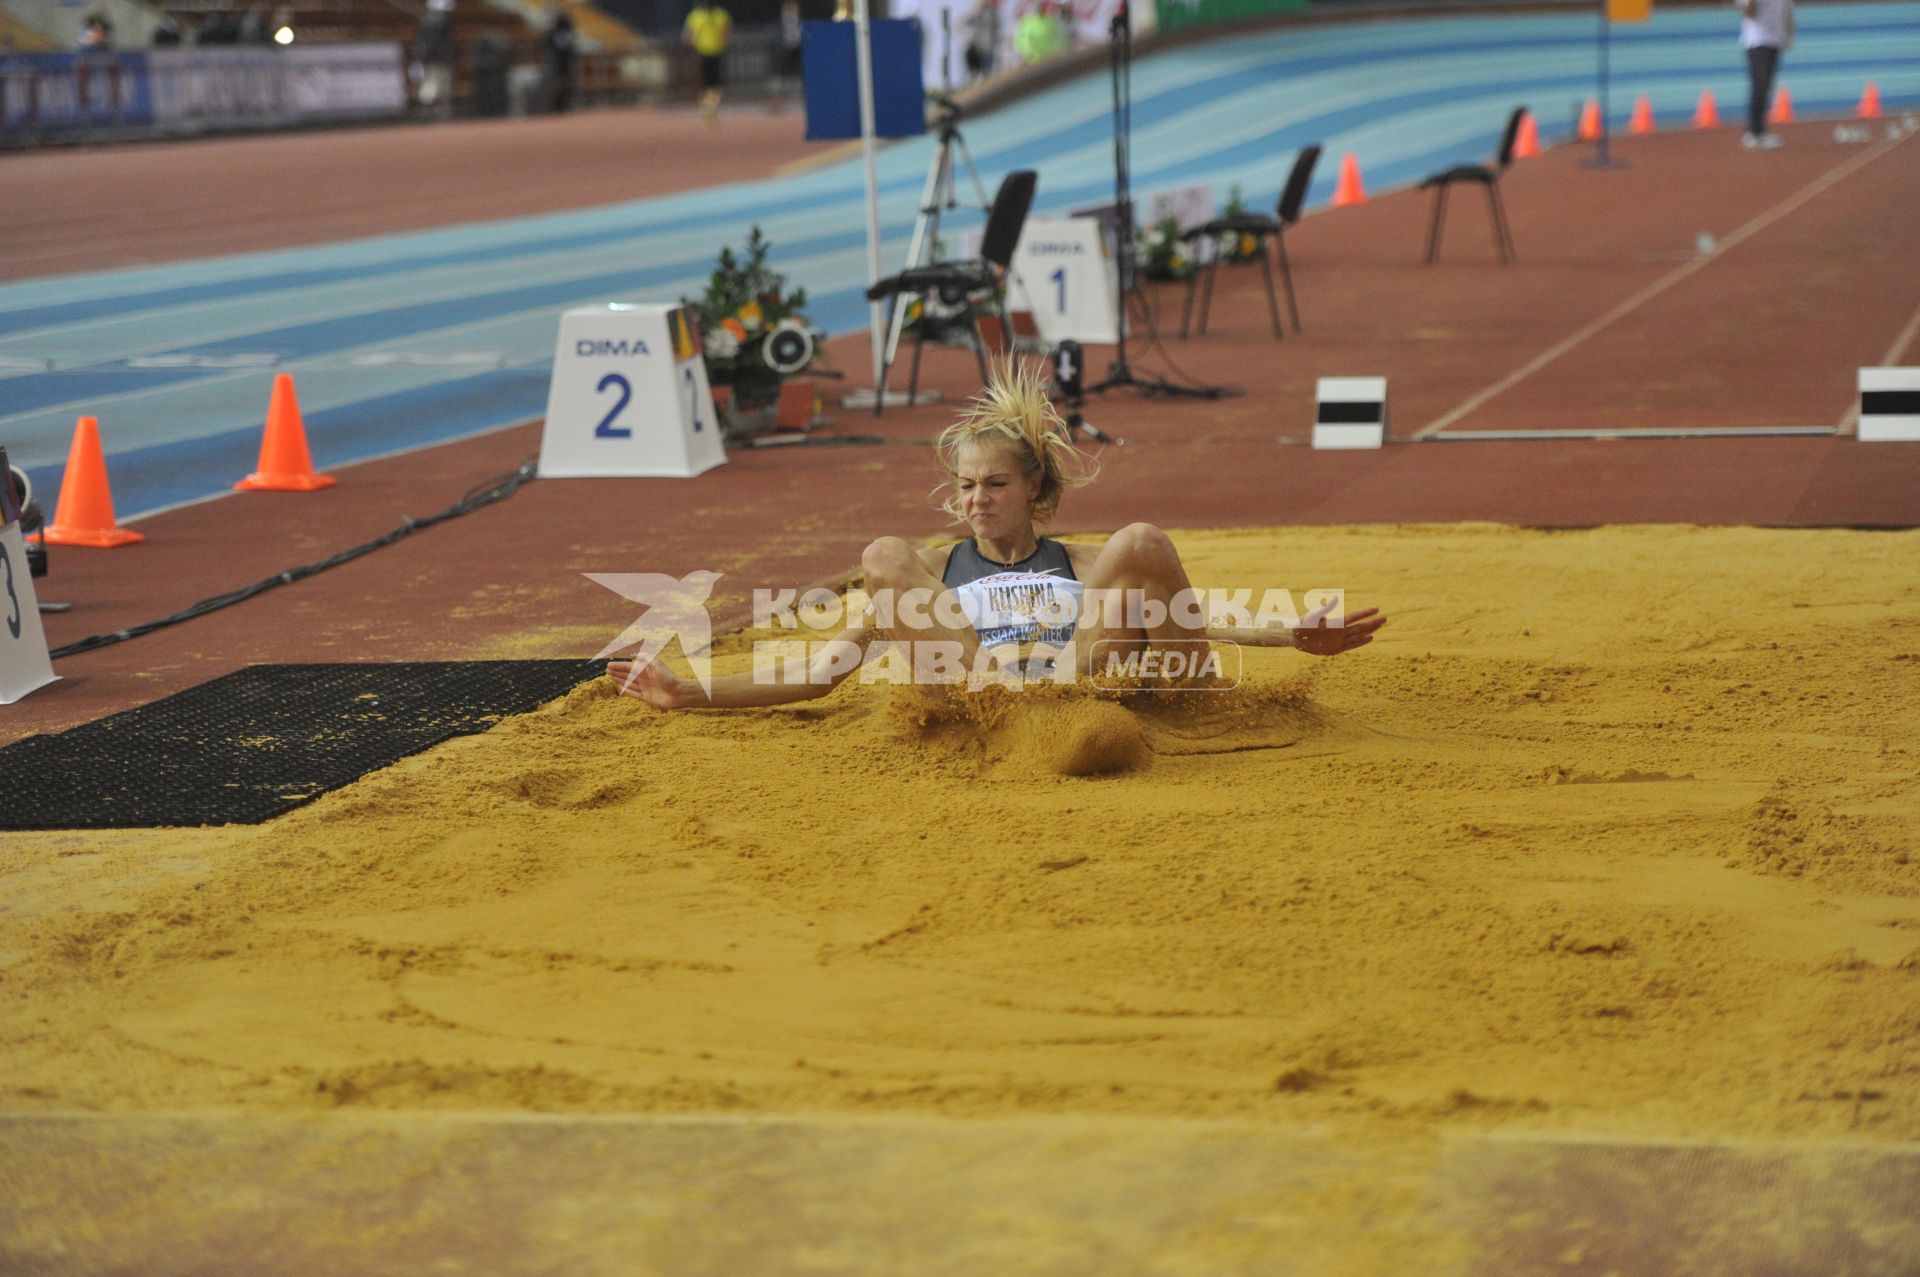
4;44;403;140
0;51;153;135
1154;0;1306;35
891;0;1137;85
889;0;971;94
148;48;290;128
285;43;406;116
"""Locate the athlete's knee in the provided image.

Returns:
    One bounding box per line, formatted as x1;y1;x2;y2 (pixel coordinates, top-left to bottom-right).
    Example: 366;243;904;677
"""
861;536;919;589
1112;522;1178;568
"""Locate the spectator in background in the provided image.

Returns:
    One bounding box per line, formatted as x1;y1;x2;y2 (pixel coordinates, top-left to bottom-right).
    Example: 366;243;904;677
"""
1012;1;1065;66
1737;0;1793;149
684;0;730;126
544;3;577;113
198;5;238;44
777;0;803;99
237;5;269;44
75;14;113;51
413;0;455;117
151;15;185;46
963;0;998;82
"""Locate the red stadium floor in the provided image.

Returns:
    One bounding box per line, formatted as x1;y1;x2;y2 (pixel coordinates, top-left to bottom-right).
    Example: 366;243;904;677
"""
4;113;1918;743
0;106;822;282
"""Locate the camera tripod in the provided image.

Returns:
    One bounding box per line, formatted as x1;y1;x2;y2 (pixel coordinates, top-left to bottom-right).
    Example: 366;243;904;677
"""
878;97;993;378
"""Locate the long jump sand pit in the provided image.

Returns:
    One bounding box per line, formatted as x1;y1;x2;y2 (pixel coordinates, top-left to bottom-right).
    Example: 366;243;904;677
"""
3;523;1917;1271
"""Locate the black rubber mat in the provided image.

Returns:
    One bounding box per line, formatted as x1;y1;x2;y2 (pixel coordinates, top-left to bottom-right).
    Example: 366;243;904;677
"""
0;661;601;830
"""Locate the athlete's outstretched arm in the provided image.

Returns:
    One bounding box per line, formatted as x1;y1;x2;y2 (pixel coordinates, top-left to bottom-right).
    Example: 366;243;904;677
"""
607;622;869;711
1209;597;1387;655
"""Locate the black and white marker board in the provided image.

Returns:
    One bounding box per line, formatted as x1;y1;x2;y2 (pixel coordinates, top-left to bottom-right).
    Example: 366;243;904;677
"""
1859;367;1920;442
537;304;728;479
1312;377;1388;449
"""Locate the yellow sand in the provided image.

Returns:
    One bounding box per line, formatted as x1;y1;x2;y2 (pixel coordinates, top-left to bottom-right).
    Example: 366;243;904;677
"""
2;523;1916;1145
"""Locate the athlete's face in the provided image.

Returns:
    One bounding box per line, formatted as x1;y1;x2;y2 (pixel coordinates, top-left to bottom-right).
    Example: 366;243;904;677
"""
954;442;1040;538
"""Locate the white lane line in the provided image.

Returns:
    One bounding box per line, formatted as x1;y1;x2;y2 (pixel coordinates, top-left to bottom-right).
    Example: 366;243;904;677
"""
1836;294;1920;436
1429;425;1833;439
1414;126;1914;440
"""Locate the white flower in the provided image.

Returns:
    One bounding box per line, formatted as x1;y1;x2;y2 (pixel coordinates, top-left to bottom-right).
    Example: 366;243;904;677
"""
705;328;740;359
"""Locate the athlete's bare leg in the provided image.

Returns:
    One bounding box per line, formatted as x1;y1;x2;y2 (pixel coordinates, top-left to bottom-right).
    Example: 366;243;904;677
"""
1069;522;1208;678
859;536;994;683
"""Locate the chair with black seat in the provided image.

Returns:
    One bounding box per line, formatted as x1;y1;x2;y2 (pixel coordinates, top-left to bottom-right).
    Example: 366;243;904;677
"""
1420;107;1524;265
1179;143;1321;341
864;169;1037;416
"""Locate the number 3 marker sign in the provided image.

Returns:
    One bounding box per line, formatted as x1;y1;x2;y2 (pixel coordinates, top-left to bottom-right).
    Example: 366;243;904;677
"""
0;449;57;705
537;305;728;480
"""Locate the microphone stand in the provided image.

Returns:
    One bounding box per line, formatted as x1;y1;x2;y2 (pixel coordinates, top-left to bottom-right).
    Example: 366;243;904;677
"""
1085;2;1225;401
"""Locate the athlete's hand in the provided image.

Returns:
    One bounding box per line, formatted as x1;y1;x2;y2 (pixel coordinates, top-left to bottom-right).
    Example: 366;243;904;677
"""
606;659;692;710
1291;602;1386;656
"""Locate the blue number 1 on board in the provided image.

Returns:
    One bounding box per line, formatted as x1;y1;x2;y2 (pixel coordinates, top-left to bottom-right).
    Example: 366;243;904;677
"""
1049;267;1067;313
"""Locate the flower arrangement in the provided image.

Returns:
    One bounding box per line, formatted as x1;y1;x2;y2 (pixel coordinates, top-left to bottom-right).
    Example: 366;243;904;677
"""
1136;215;1192;281
683;225;819;398
1217;185;1262;264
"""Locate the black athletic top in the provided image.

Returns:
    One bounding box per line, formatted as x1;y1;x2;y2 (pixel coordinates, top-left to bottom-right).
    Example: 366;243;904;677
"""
941;537;1081;650
941;536;1078;588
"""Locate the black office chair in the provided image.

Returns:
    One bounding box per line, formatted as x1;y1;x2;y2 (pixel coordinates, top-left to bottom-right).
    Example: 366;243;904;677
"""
1420;107;1523;265
1179;143;1321;340
864;169;1037;415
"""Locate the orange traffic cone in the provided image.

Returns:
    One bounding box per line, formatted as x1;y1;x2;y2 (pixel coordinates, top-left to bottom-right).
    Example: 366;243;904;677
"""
1331;152;1367;207
1513;111;1541;158
1857;81;1881;119
1769;85;1794;124
44;416;143;548
1628;94;1656;134
1577;99;1603;141
1693;89;1721;128
236;374;335;492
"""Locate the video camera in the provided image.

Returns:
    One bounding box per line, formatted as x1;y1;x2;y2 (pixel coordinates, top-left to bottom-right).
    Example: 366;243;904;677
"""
926;91;964;126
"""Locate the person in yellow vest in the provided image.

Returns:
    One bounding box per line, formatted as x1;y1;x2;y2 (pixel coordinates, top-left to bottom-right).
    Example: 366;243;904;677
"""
684;0;732;125
1012;0;1066;66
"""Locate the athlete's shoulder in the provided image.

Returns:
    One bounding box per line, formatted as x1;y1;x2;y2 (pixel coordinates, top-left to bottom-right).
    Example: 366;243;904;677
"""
919;542;961;575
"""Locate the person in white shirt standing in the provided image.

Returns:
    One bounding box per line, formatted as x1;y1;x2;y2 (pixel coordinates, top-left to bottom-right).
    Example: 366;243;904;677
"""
1738;0;1794;149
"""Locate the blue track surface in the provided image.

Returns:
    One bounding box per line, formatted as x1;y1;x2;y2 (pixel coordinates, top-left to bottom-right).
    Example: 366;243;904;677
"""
3;3;1915;517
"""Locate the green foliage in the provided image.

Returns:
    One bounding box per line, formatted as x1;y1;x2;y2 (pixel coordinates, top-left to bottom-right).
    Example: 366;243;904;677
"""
1137;215;1192;280
1217;183;1261;265
682;225;815;388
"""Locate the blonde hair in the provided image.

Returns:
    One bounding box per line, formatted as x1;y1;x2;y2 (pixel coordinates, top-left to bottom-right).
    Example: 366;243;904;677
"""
933;359;1098;526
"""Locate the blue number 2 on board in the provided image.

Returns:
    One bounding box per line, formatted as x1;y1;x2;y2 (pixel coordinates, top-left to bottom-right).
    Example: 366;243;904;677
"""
594;372;632;438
